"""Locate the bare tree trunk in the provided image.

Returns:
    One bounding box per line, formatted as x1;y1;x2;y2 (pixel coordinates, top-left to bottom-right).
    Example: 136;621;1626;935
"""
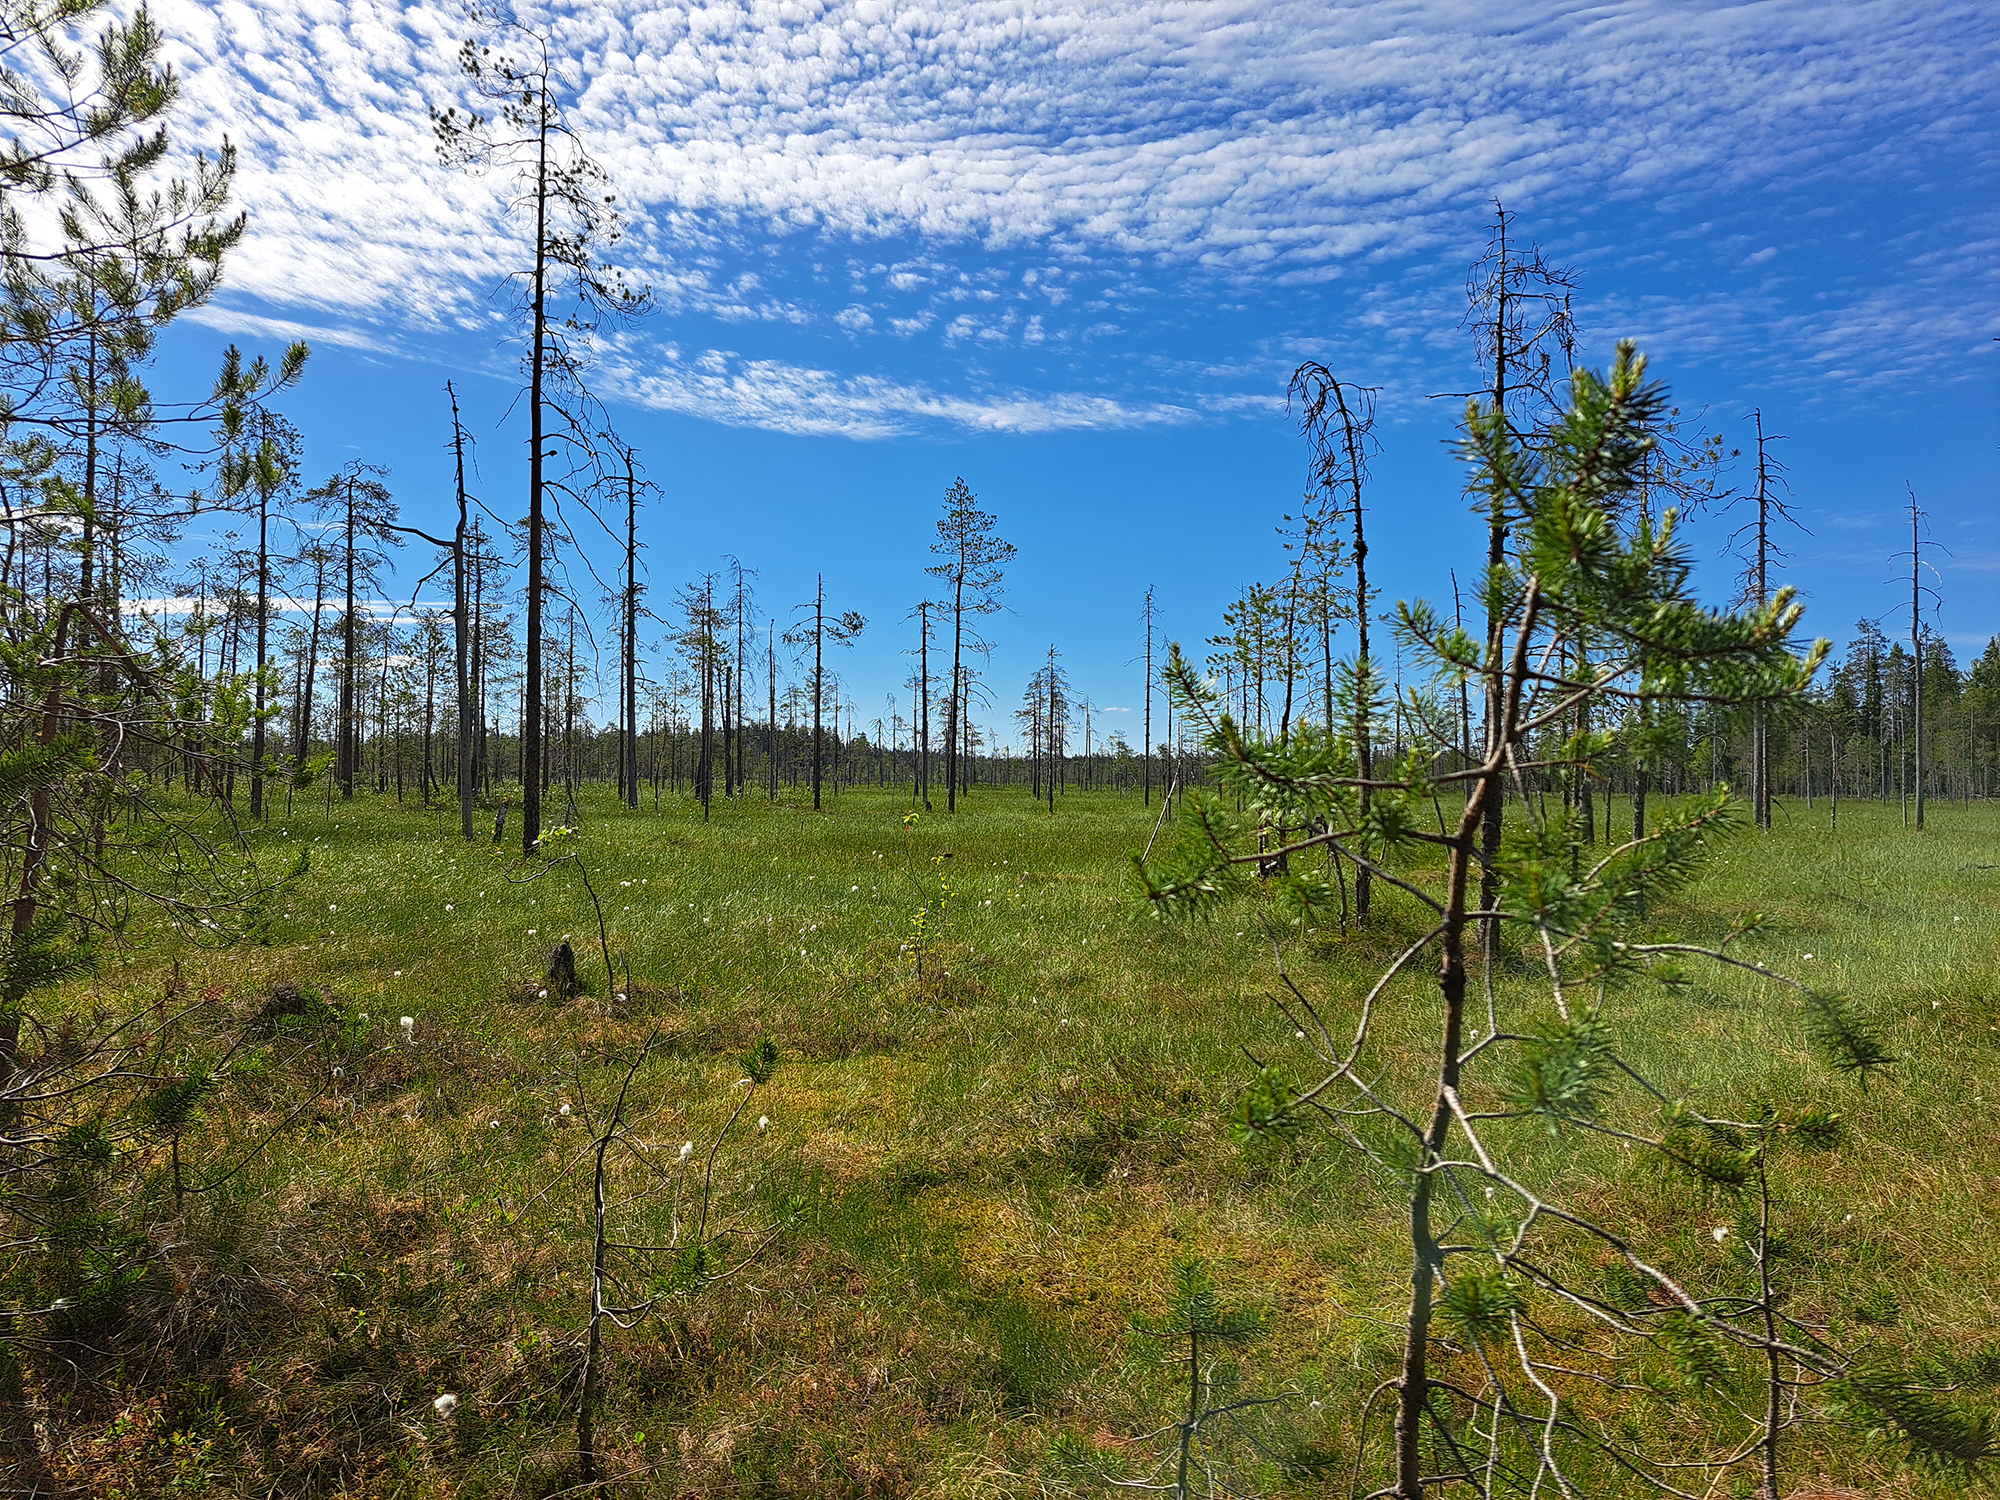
293;550;326;766
448;390;475;839
811;575;825;811
523;107;552;855
918;601;931;811
946;576;963;812
1477;216;1513;967
1336;391;1374;924
340;481;357;800
1756;1155;1783;1500
1142;586;1156;806
1394;589;1535;1499
1752;410;1772;832
250;485;270;820
1911;499;1925;831
700;582;715;820
733;569;746;801
622;458;639;809
0;610;70;1091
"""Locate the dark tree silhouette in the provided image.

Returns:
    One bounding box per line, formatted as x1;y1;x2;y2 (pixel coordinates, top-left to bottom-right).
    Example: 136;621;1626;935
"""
926;477;1012;814
786;575;864;811
432;6;647;853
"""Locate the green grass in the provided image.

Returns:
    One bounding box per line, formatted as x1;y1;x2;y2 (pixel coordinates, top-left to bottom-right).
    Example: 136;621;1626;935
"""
17;783;2000;1497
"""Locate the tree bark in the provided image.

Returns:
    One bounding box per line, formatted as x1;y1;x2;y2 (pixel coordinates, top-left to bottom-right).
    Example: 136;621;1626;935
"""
522;105;551;855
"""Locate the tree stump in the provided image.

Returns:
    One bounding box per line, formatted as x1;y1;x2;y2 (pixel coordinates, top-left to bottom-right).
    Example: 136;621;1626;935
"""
545;940;579;1001
492;801;510;845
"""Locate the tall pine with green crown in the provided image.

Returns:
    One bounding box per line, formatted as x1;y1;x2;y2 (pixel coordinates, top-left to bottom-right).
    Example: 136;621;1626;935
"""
927;478;1012;814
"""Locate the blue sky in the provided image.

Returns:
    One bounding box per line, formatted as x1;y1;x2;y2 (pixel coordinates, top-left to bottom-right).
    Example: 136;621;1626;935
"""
149;0;1997;748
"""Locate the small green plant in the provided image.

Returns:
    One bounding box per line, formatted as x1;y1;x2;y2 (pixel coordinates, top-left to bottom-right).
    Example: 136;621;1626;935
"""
898;811;955;996
1056;1258;1320;1499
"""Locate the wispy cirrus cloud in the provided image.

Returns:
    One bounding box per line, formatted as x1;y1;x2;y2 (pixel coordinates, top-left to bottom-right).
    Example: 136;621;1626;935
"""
605;346;1195;438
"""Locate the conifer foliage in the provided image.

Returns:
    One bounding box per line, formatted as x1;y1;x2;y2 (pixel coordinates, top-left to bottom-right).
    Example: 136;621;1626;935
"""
1135;343;1985;1496
0;0;315;1394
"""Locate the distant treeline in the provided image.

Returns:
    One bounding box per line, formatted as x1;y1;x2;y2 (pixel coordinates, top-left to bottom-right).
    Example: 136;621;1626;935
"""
153;607;1990;821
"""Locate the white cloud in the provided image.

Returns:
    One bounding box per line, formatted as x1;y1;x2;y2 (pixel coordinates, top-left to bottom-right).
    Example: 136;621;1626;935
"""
184;304;392;353
145;0;1993;428
602;346;1193;438
124;597;453;618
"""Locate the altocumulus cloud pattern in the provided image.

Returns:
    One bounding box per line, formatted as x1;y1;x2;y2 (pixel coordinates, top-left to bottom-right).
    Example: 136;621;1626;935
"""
164;0;1996;436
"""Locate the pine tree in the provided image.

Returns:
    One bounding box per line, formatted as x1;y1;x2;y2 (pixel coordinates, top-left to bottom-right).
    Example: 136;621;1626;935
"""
0;0;311;1354
1;0;244;438
926;477;1013;814
1899;491;1944;830
1134;343;1981;1496
1459;206;1577;951
431;9;647;854
1718;410;1804;831
785;576;864;812
1140;585;1161;806
224;423;293;821
311;466;396;800
1288;365;1373;911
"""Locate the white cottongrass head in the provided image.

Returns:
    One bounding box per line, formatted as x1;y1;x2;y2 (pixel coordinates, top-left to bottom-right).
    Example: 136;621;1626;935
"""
559;1103;572;1116
433;1392;459;1418
1712;1226;1729;1242
678;1141;694;1162
757;1115;769;1132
